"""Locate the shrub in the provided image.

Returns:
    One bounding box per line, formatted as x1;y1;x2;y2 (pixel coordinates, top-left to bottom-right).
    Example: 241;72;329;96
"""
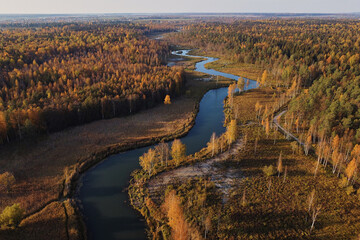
0;203;24;228
338;177;348;188
262;165;277;177
346;185;356;195
0;172;16;193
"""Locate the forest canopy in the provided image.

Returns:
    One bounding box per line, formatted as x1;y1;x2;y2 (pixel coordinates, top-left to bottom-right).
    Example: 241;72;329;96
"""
166;19;360;143
0;22;184;143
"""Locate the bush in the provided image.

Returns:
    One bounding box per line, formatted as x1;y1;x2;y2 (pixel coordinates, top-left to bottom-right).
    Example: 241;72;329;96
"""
262;165;277;177
0;203;24;228
0;172;16;193
338;177;348;188
346;185;356;195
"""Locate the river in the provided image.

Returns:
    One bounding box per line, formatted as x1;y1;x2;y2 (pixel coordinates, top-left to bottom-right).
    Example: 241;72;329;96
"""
78;49;258;240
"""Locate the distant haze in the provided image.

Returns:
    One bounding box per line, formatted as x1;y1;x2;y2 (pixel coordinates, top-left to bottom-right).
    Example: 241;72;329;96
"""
0;0;359;14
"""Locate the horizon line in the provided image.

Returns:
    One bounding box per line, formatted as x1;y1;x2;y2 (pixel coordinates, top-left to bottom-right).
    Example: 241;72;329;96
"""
0;12;359;15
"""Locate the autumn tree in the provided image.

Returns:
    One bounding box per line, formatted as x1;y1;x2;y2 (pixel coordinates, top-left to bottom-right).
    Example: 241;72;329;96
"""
139;148;156;176
164;95;171;104
208;132;217;157
283;166;288;183
171;139;186;166
277;152;283;177
254;137;259;154
0;172;15;193
304;134;312;155
260;70;267;87
0;112;7;144
265;118;270;138
0;203;24;228
351;144;360;160
237;77;245;92
204;215;212;239
155;142;170;167
345;158;357;184
162;190;189;240
241;190;247;207
227;83;237;108
290;141;298;154
255;101;262;121
226;119;237;146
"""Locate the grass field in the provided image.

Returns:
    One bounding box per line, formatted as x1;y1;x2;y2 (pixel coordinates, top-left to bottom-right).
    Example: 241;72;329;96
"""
205;59;265;81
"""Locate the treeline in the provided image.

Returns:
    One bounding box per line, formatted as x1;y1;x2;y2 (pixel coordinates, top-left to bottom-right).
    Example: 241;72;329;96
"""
166;19;360;144
0;23;185;144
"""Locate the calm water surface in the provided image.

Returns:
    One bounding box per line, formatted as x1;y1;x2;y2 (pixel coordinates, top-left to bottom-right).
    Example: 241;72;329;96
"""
78;49;257;240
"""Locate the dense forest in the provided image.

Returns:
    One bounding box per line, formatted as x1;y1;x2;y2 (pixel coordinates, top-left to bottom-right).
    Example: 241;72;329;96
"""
167;19;360;144
0;22;184;144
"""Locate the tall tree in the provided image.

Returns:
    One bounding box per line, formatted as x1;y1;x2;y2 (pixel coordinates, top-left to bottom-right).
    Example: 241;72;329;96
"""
163;190;189;240
171;139;186;166
277;152;283;177
227;119;237;146
139;148;156;176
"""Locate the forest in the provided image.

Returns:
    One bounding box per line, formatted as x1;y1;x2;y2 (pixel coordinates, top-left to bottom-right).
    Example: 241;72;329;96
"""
126;18;360;239
0;22;184;144
1;16;360;240
167;19;360;143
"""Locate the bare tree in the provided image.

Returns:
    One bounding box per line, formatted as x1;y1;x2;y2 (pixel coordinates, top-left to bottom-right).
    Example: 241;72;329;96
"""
267;179;272;194
204;215;212;239
209;132;217;157
241;189;247;207
310;205;321;234
307;189;316;213
283;166;288;183
254;137;259;154
155;142;170;167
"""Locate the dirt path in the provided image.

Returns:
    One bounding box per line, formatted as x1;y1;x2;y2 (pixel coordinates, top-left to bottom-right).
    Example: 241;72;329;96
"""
148;138;245;205
273;110;304;146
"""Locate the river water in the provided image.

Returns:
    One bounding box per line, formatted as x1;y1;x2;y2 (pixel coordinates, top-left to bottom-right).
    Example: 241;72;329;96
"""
78;49;257;240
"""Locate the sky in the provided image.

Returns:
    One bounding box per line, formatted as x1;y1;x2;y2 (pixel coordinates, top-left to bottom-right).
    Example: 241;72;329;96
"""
0;0;359;14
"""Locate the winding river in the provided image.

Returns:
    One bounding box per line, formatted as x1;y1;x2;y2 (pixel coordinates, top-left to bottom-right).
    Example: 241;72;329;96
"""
78;49;258;240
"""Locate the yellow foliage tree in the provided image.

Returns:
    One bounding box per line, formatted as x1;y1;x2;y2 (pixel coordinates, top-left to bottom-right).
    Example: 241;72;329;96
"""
171;139;186;166
226;119;237;146
345;158;357;183
237;77;245;92
227;83;237;107
260;70;267;87
164;95;171;104
139;148;156;176
0;172;15;193
0;203;24;228
162;190;189;240
265;118;270;138
277;152;283;176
